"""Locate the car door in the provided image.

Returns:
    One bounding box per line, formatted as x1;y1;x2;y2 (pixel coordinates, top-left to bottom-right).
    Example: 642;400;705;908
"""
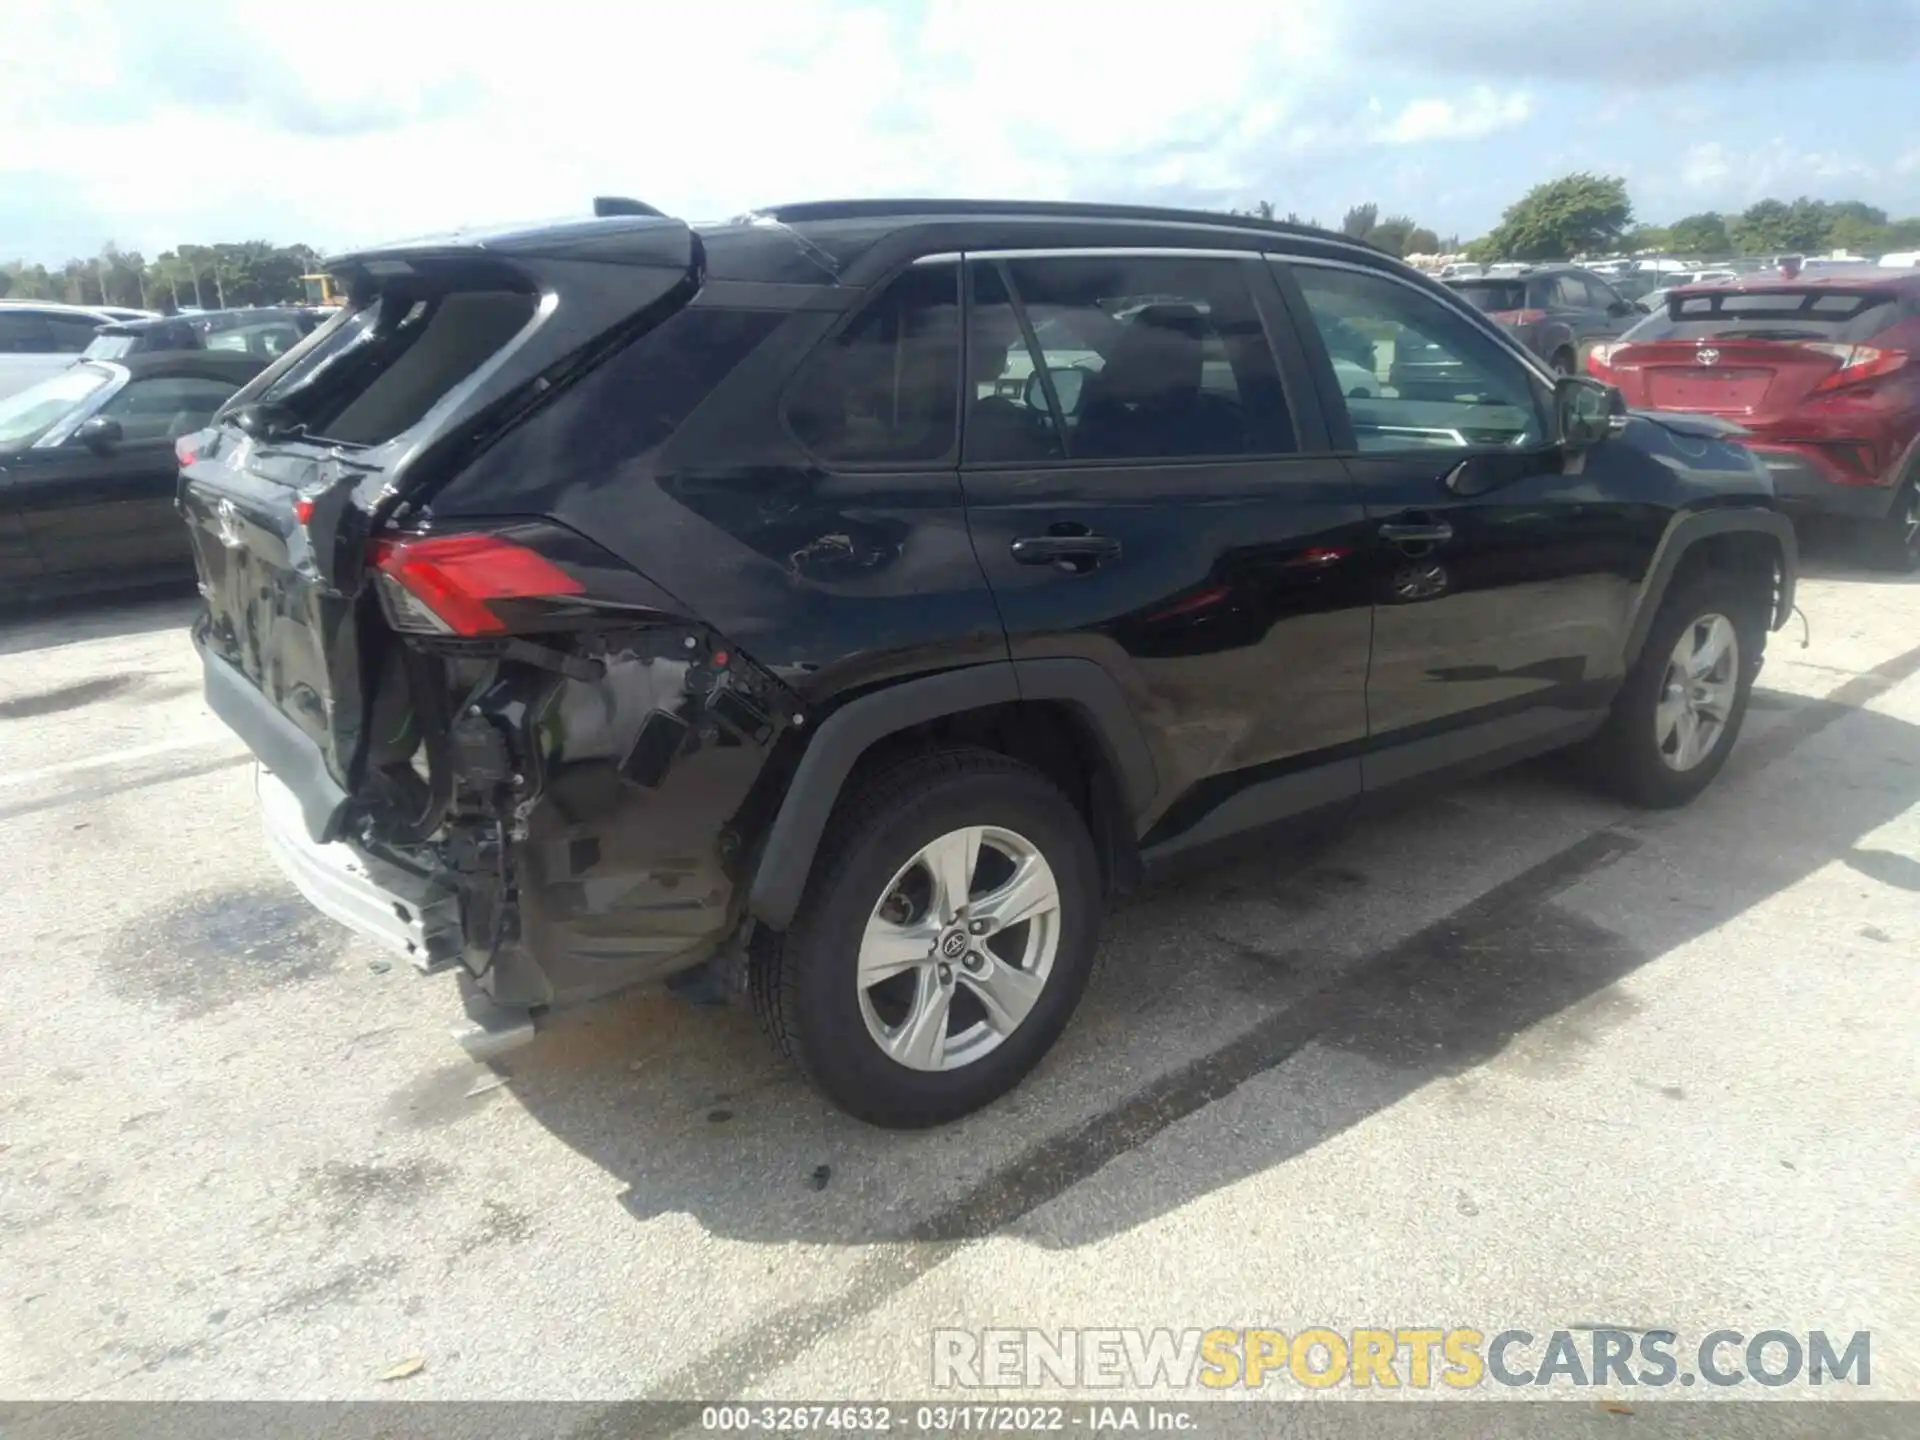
14;372;238;584
957;249;1374;855
1275;259;1664;791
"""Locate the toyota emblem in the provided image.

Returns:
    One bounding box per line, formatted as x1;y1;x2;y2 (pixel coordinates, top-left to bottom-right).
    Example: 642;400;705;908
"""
940;930;969;959
1696;347;1720;367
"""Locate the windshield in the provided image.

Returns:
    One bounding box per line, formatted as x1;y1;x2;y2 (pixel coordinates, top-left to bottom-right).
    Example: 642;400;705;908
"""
0;364;113;449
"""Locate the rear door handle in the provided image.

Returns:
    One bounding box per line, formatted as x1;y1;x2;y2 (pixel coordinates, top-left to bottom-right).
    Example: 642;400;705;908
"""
1378;521;1453;545
1011;535;1123;567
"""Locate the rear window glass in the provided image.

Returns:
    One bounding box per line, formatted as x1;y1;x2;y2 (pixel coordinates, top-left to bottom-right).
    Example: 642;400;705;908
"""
1449;281;1526;313
1627;288;1902;343
250;287;538;446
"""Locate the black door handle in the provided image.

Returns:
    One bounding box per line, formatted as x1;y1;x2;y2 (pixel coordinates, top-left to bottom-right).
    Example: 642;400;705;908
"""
1378;520;1453;545
1011;535;1122;567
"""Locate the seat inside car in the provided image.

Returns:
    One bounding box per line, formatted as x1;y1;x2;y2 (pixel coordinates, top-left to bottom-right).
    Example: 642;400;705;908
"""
1074;302;1230;458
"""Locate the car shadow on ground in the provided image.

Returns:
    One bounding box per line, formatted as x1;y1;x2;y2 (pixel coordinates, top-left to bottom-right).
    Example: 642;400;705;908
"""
0;588;198;657
473;659;1920;1267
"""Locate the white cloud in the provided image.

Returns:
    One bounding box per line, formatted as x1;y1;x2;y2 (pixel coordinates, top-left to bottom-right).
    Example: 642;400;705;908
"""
1675;138;1872;207
1374;88;1533;145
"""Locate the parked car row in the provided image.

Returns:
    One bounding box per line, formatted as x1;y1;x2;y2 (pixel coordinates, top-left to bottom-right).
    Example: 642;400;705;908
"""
0;300;326;401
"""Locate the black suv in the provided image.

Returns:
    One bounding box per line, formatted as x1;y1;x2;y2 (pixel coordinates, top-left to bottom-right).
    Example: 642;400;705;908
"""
181;199;1795;1127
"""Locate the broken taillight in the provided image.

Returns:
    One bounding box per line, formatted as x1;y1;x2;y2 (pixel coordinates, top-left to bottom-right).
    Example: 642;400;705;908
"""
368;532;585;636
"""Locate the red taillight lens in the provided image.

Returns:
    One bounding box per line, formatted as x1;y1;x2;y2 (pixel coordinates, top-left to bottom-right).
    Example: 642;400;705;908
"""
175;435;198;467
292;497;314;525
1805;344;1908;393
1488;308;1548;326
368;532;585;636
1587;343;1625;381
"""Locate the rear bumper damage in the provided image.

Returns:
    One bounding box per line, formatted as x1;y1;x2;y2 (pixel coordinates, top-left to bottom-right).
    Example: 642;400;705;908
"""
257;766;543;1058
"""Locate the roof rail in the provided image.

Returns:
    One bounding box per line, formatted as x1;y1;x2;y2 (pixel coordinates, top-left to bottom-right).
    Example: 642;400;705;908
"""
594;196;667;218
753;197;1348;245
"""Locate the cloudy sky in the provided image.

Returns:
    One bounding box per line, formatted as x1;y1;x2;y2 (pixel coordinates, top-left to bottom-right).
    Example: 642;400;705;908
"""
5;0;1918;264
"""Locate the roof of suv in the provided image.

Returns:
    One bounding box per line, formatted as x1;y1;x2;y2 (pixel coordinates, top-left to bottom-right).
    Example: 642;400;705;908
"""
333;198;1395;291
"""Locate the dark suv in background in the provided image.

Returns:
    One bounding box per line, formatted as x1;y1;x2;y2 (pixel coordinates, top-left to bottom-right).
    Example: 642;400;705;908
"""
1446;265;1646;375
181;199;1794;1127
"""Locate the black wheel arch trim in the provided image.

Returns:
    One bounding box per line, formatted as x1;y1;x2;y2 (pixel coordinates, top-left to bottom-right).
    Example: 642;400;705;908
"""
746;658;1158;931
1623;507;1798;668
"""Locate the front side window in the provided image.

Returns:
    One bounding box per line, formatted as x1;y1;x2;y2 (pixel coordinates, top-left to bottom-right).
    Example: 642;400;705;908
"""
95;376;240;443
1290;265;1547;453
786;264;959;465
985;254;1294;463
0;312;55;354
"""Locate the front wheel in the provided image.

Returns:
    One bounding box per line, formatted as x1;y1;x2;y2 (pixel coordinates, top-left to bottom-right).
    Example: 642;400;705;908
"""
1584;573;1767;808
753;748;1102;1128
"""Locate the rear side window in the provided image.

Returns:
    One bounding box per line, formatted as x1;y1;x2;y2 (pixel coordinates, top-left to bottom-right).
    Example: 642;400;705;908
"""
252;287;538;446
992;253;1295;462
1450;280;1526;314
1627;288;1904;343
786;264;959;465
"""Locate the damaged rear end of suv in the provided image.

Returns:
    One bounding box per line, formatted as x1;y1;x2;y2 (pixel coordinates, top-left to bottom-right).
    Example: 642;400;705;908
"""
180;205;813;1060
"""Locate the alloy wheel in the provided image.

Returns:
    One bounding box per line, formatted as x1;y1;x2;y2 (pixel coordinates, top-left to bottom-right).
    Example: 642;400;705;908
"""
1655;613;1740;772
856;825;1062;1072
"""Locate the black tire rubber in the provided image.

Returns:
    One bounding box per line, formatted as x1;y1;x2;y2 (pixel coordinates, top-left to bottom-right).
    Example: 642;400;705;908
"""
1584;572;1768;808
1857;482;1920;574
1551;348;1578;377
751;747;1102;1129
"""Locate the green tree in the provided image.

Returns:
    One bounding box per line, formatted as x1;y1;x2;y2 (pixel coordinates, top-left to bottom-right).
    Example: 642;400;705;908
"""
1733;197;1833;255
1666;212;1731;256
1884;217;1920;249
1483;172;1633;261
1621;224;1670;253
1367;214;1416;256
1340;202;1379;240
1405;225;1441;255
1828;212;1890;255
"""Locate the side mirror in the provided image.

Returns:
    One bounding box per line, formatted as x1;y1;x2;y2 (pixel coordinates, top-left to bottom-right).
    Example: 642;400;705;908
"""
1555;374;1622;450
1607;299;1635;317
1023;366;1089;417
76;415;123;454
1633;301;1651;315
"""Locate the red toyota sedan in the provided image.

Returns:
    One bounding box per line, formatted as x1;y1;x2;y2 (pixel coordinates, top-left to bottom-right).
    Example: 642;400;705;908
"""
1589;269;1920;569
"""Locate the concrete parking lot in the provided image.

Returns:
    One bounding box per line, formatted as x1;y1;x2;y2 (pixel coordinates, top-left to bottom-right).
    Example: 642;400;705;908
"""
1;550;1915;1414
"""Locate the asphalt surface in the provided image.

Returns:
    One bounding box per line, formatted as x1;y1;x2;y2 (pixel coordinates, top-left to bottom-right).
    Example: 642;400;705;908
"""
1;549;1915;1422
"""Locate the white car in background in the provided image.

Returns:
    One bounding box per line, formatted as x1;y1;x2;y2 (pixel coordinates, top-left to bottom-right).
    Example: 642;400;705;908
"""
0;301;158;400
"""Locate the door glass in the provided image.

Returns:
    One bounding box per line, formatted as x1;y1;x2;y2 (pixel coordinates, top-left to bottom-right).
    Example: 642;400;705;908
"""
786;264;959;464
1290;265;1548;453
95;376;240;443
964;261;1064;464
997;254;1295;461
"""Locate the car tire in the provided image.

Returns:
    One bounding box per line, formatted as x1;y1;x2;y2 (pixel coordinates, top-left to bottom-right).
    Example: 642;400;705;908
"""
1551;347;1578;377
1859;482;1920;573
751;747;1102;1128
1584;572;1767;809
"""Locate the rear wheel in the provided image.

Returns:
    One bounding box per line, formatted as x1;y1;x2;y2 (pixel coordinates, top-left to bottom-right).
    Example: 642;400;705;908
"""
1550;347;1578;377
1859;482;1920;573
1584;573;1766;808
752;748;1102;1128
